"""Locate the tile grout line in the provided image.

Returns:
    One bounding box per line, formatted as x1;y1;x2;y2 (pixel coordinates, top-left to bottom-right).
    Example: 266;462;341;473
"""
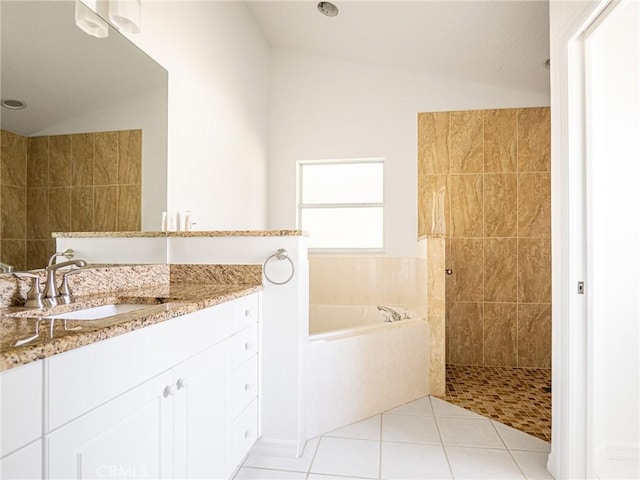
305;434;322;478
377;413;383;480
429;396;456;479
491;420;529;479
515;109;521;368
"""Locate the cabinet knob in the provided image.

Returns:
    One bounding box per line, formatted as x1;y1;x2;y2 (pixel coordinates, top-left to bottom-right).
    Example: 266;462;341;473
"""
244;383;251;392
177;378;188;390
244;309;251;318
163;385;176;398
244;342;251;351
244;430;250;440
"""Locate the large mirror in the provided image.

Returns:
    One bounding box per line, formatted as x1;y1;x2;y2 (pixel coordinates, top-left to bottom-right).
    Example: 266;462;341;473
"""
0;0;168;270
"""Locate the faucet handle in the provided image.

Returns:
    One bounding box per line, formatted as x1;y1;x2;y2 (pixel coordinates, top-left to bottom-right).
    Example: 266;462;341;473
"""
58;268;85;304
12;270;46;308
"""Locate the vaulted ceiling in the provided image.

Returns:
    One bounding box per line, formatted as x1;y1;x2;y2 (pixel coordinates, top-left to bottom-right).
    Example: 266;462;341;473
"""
247;1;550;94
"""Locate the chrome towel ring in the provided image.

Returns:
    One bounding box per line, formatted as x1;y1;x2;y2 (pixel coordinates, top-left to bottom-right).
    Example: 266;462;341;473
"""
263;248;295;285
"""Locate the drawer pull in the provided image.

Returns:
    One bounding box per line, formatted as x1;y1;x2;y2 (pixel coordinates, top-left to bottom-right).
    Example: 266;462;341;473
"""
244;430;250;439
244;383;251;392
244;342;251;351
176;378;187;390
244;309;251;318
163;385;175;398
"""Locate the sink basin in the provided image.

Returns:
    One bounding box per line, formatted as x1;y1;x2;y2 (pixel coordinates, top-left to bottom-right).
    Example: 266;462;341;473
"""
45;304;150;321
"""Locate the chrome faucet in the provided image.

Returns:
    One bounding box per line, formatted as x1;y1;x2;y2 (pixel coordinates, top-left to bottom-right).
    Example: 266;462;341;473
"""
377;305;403;322
44;259;87;306
48;248;74;267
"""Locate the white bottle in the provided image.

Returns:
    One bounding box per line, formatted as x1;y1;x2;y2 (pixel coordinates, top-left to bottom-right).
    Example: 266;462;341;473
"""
161;212;167;232
167;212;178;231
184;211;194;231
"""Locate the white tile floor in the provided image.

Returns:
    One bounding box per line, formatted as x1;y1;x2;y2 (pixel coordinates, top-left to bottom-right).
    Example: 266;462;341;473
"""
236;396;553;480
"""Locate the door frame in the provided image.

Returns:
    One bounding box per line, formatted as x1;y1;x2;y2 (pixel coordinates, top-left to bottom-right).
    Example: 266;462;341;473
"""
548;0;616;477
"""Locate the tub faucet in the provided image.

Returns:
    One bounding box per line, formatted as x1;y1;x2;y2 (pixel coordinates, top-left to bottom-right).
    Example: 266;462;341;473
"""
377;305;403;322
44;259;87;306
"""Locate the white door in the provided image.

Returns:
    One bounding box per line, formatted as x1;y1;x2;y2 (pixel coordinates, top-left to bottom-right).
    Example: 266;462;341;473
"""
46;371;174;480
583;1;640;478
174;344;227;480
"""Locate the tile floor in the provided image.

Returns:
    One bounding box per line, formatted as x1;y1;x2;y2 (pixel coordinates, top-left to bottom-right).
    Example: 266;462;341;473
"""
236;396;553;480
445;365;552;442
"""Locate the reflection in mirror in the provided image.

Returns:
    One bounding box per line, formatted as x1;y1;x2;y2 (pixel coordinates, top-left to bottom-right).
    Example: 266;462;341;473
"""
0;0;168;271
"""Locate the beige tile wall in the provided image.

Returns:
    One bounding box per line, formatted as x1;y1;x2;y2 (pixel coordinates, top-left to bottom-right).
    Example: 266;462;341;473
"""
1;130;28;270
425;238;446;396
0;129;142;270
309;256;427;314
418;107;551;368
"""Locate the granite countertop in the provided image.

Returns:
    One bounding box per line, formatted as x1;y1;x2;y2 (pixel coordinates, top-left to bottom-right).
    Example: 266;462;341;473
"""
52;230;307;238
0;283;261;372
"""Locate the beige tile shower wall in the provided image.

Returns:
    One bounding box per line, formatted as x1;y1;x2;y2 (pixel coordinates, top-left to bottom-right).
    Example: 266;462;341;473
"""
22;130;142;269
426;238;446;397
418;107;551;368
1;130;29;270
309;256;427;315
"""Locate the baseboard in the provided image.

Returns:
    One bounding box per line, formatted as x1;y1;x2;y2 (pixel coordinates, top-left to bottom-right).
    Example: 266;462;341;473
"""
249;437;302;459
546;452;557;479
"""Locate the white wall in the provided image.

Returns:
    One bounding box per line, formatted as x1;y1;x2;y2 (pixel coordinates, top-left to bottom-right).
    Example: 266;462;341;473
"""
119;1;270;230
268;49;550;257
35;87;168;231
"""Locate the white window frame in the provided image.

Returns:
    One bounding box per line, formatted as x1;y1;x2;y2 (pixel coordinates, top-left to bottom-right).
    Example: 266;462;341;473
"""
297;158;385;253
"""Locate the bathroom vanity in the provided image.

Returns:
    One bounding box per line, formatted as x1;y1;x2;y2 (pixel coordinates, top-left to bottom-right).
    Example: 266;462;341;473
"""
1;229;310;479
0;271;261;479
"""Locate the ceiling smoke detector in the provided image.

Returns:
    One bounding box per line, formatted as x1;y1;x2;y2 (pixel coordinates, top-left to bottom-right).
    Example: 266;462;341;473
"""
1;99;26;110
317;2;338;17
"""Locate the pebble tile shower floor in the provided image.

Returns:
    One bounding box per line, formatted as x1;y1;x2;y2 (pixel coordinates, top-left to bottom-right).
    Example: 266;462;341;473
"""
445;365;552;442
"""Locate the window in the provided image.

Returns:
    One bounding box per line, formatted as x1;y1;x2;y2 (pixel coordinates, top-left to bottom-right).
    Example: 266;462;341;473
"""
297;159;384;250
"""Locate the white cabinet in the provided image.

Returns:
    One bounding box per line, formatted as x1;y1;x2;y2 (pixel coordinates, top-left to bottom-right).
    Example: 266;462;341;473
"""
46;372;174;480
42;293;260;480
0;361;42;458
230;399;258;468
0;361;43;480
46;343;231;480
46;302;234;432
174;343;227;479
227;321;259;473
0;441;42;480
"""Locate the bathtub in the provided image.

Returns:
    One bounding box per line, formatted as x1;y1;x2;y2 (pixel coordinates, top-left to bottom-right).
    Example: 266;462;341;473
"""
309;304;417;336
307;304;430;438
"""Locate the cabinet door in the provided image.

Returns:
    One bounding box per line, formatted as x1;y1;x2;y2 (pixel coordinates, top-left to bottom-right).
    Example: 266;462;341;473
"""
46;371;174;480
0;440;42;480
174;343;227;480
0;362;42;457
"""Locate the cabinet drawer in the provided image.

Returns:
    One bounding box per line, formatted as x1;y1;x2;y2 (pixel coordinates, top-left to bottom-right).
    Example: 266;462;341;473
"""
231;399;258;468
231;357;258;419
231;325;258;371
233;295;258;332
